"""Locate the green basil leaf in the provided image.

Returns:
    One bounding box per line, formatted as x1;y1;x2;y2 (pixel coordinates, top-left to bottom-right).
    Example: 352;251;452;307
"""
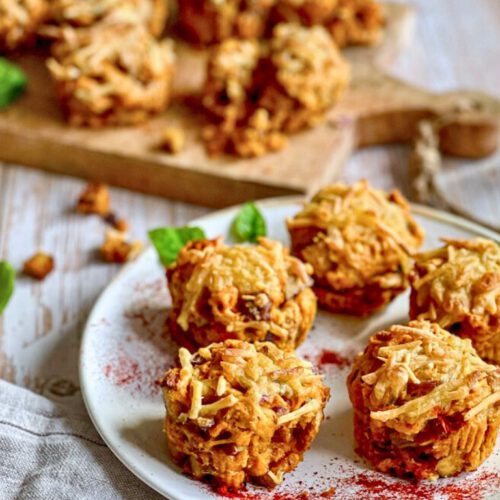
232;202;267;243
149;226;206;266
0;261;15;314
0;58;27;109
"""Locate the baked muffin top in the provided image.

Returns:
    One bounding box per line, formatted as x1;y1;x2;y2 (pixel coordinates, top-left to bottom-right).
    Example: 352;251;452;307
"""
288;180;424;289
171;237;313;331
349;320;500;434
412;238;500;322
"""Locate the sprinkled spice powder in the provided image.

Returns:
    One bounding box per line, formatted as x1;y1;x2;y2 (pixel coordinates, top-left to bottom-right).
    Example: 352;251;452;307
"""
202;467;500;499
317;349;352;368
101;281;175;397
103;354;140;386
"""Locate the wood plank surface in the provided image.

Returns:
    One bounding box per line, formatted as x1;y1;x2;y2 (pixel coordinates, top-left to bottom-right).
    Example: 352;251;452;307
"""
0;0;500;405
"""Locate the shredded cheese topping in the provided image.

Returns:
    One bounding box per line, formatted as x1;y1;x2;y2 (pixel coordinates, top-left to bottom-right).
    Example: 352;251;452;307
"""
46;22;174;116
288;180;424;290
270;23;350;110
170;237;314;339
411;238;500;325
355;320;500;428
162;339;328;432
0;0;47;50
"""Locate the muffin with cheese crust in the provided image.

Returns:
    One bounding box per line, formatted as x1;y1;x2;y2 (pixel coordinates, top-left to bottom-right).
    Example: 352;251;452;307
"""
166;237;317;351
42;0;167;37
256;22;350;134
46;23;175;127
326;0;384;48
202;23;350;157
272;0;338;26
410;238;500;364
287;181;424;316
347;320;500;480
0;0;48;52
161;340;329;489
178;0;275;45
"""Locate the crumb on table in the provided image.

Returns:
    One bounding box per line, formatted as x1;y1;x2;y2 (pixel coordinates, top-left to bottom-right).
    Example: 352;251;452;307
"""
103;212;129;232
160;127;185;154
100;230;143;263
23;252;55;280
76;182;110;216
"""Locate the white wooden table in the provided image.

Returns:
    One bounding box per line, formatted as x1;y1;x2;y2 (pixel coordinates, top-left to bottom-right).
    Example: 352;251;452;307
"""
1;0;499;409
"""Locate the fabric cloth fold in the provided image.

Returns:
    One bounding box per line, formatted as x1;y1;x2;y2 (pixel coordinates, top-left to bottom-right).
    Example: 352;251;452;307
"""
0;380;163;500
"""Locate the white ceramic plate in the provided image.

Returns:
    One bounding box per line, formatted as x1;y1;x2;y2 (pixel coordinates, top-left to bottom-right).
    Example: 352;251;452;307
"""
80;198;500;500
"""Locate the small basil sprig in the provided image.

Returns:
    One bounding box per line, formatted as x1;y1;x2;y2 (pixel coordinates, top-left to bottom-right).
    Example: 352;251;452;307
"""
0;261;15;314
0;58;27;109
149;226;206;266
232;202;266;243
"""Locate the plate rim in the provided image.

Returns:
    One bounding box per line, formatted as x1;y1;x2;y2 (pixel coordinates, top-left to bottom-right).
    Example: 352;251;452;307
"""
79;196;500;499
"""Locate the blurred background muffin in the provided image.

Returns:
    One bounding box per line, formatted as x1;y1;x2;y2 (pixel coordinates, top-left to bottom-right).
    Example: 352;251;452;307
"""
0;0;48;52
46;22;175;126
178;0;276;45
41;0;168;37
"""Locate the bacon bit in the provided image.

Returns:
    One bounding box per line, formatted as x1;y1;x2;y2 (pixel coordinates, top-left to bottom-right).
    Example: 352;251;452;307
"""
76;182;110;216
23;252;54;280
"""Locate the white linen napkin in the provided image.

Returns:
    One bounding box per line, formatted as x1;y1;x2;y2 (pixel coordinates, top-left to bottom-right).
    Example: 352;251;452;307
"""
0;380;164;500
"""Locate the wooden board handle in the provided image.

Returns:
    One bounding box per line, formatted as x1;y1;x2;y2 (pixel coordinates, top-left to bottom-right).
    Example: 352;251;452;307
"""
337;66;500;158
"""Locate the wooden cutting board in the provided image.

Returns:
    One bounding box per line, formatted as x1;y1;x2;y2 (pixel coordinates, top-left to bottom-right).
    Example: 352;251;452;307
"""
1;3;499;207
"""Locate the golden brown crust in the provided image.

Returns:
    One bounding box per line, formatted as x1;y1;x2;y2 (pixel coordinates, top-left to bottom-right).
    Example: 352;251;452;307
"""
23;252;54;280
273;0;338;26
167;237;317;351
287;180;424;316
0;0;48;51
46;23;175;127
161;340;329;489
325;0;384;48
202;24;349;158
347;320;500;480
410;238;500;364
100;230;143;263
41;0;167;38
76;182;110;215
178;0;275;45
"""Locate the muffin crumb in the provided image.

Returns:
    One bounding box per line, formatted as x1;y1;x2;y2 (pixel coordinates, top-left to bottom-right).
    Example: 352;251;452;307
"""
23;252;54;280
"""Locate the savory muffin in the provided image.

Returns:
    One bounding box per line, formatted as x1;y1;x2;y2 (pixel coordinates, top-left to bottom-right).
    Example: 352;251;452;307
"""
161;340;329;489
202;38;260;127
178;0;275;45
42;0;167;38
202;23;349;157
257;23;350;132
410;239;500;364
272;0;338;26
347;320;500;480
326;0;384;48
0;0;48;52
46;23;175;127
287;181;424;316
167;237;316;352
